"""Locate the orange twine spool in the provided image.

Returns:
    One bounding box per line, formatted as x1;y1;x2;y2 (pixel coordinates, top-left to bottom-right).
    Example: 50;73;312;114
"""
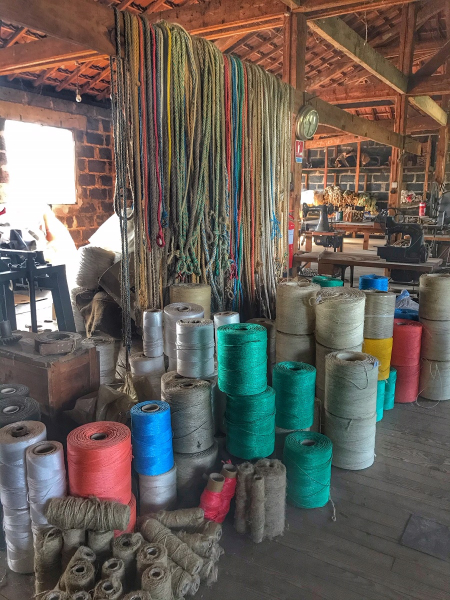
67;422;132;505
391;320;422;404
199;473;224;522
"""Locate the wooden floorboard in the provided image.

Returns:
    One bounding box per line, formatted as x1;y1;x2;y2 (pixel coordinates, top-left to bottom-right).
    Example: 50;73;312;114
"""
0;401;449;600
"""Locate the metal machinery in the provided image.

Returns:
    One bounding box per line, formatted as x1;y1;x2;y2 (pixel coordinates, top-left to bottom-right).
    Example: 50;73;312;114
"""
301;203;344;251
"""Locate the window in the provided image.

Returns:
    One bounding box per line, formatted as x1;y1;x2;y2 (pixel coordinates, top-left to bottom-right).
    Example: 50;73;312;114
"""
4;120;76;205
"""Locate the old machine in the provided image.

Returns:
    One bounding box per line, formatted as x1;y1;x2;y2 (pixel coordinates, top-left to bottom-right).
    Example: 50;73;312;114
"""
301;203;344;251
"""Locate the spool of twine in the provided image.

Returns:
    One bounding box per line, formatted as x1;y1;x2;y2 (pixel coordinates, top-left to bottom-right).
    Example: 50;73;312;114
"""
363;290;396;339
46;496;130;531
42;592;69;600
199;473;225;521
419;359;450;401
26;440;67;528
149;507;205;531
214;311;240;335
141;564;172;600
0;383;29;398
170;283;212;319
254;459;286;540
226;387;275;460
167;557;193;598
315;341;362;398
130;354;165;399
71;592;91;600
384;367;397;410
143;309;164;358
204;371;227;435
62;529;85;569
395;364;420;403
359;274;389;292
87;529;113;564
420;318;450;361
316;289;366;349
123;593;152;600
139;465;177;515
2;505;34;574
272;362;316;430
283;432;332;509
275;426;309;458
65;560;96;594
164;303;204;359
175;531;213;557
312;275;343;287
419;273;450;321
174;442;218;507
247;318;276;379
376;379;386;422
234;462;254;534
101;557;126;586
60;546;96;590
92;578;123;600
34;526;63;594
67;421;132;504
324;409;376;470
122;493;137;534
395;308;418;321
76;246;116;290
176;318;215;378
112;532;143;586
216;463;237;524
391;319;423;366
217;323;267;395
137;543;168;577
131;401;174;477
275;331;315;365
249;474;265;544
276;281;320;335
83;336;117;385
162;377;214;453
362;337;393;380
0;395;40;426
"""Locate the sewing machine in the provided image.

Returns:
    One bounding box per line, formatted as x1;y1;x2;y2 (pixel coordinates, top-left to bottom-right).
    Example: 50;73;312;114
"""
376;214;428;264
301;203;344;251
302;203;334;232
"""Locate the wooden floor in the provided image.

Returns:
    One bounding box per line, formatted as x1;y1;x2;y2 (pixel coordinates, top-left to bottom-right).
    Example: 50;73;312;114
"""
0;399;449;600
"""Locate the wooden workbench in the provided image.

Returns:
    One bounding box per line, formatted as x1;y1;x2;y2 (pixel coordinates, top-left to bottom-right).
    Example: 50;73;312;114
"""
332;221;384;250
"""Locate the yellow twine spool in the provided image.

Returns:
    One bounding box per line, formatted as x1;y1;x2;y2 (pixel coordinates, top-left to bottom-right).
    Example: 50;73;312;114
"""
169;284;212;319
363;338;393;380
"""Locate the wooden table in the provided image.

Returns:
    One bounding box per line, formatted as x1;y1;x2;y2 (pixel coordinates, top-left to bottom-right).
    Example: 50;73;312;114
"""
293;250;443;286
301;230;344;252
332;221;384;250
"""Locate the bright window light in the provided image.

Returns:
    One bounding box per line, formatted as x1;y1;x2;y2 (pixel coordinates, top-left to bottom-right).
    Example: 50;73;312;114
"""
4;120;76;206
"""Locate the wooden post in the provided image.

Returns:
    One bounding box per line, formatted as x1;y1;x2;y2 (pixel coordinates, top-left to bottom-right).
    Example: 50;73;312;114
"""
324;146;329;191
389;3;417;207
355;141;361;193
423;135;432;197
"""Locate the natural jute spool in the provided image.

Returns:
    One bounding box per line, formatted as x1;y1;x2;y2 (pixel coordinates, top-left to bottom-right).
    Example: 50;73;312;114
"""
275;331;315;365
419;359;450;401
316;289;365;349
324;409;376;470
254;459;286;540
363;290;395;339
420;318;450;361
419;273;450;321
276;281;320;335
170;283;212;319
315;341;362;394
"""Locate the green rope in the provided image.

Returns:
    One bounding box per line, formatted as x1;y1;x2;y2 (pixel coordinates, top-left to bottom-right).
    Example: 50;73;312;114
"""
272;362;316;430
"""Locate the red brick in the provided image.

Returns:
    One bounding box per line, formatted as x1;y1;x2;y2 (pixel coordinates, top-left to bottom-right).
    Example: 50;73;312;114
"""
86;132;104;146
79;173;96;186
76;145;95;159
69;228;82;245
104;134;111;147
65;216;74;228
98;147;112;160
88;160;107;174
89;187;108;201
100;175;113;187
87;117;101;132
101;120;111;133
79;202;97;214
77;158;87;172
75;131;85;143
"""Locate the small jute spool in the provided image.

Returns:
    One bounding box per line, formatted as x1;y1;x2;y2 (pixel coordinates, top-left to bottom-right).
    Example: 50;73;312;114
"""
420;318;450;361
46;496;130;532
164;303;204;359
162;377;214;453
175;532;213;557
112;532;143;584
316;288;365;349
315;341;362;396
143;309;164;358
34;526;63;594
419;359;450;401
176;318;215;378
419;273;450;321
276;281;320;335
170;283;212;319
275;331;315;365
71;592;91;600
139;465;177;515
362;337;393;380
141;564;172;600
234;462;254;534
101;557;126;586
65;559;96;594
123;593;152;600
42;592;69;600
254;459;286;540
149;508;205;530
137;543;168;577
62;529;86;569
59;546;96;590
174;442;218;507
92;578;123;600
87;529;113;564
363;290;396;339
249;474;265;543
167;557;193;598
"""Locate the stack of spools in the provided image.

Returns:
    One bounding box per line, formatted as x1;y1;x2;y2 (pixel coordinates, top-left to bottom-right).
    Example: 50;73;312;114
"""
164;303;204;372
217;323;275;460
130;309;165;397
315;289;366;402
324;351;378;470
362;290;396;422
275;281;319;365
131;401;177;515
67;421;135;532
391;320;422;403
359;274;389;292
170;283;212;319
419;274;450;401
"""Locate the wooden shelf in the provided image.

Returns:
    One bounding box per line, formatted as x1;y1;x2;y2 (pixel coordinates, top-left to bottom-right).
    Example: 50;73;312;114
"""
302;166;431;173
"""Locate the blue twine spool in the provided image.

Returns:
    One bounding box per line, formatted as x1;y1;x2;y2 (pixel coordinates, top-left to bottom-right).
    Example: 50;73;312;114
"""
394;308;418;321
384;367;397;410
131;400;174;476
359;274;389;292
376;379;386;422
283;431;332;508
272;362;316;429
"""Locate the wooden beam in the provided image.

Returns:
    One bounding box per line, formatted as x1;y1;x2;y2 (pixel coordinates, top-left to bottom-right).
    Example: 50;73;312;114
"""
5;27;27;47
292;0;418;15
0;0;116;56
409;39;450;91
305;134;366;148
308;17;408;93
55;60;95;92
303;92;422;155
214;34;248;53
423;135;432;198
81;65;110;93
355;141;361;193
0;37;100;76
435;96;450;185
409;96;448;126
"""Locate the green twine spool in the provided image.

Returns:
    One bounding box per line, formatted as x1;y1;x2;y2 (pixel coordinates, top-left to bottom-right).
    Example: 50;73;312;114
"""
283;431;332;508
312;275;343;288
377;379;386;422
384;367;397;410
225;386;275;460
217;323;267;395
272;362;316;429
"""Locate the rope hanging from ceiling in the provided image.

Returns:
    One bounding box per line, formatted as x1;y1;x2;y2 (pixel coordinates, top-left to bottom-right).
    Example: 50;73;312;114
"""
110;10;292;325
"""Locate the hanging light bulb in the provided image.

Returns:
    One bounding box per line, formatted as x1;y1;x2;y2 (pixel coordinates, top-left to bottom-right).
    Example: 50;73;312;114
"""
75;64;82;103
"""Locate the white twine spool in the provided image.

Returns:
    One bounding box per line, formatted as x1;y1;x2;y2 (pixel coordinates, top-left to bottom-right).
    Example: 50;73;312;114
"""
419;359;450;401
174;442;218;507
315;341;362;394
170;283;212;319
26;441;67;528
276;281;320;335
324;351;377;470
176;319;215;378
116;340;143;381
3;505;34;573
130;354;166;398
143;309;164;358
316;289;366;349
139;465;177;515
83;335;117;385
164;303;204;359
420;318;450;361
419;273;450;321
275;331;315;365
162;377;214;453
363;290;396;339
214;312;240;346
76;246;116;290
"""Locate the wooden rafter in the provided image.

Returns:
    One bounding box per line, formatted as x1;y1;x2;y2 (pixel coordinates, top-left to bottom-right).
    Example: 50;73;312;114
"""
4;27;27;47
81;65;110;93
409;95;448;126
305;134;367;149
282;0;417;14
409;39;450;91
55;60;96;92
33;66;58;87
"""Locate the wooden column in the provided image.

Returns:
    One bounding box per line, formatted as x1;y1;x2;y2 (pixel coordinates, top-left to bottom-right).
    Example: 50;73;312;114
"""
389;3;417;207
283;11;307;257
324;147;329;191
423;135;432;197
355;141;361;193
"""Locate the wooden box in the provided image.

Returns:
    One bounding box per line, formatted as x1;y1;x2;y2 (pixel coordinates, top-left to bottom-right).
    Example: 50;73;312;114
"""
0;332;100;414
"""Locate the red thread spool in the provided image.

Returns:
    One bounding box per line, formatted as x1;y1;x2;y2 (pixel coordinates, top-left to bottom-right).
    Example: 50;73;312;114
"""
391;319;422;366
216;464;237;524
67;422;132;504
199;473;224;522
394;364;420;403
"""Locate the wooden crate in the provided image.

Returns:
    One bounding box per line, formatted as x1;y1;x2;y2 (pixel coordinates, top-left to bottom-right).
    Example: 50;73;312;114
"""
0;332;100;414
